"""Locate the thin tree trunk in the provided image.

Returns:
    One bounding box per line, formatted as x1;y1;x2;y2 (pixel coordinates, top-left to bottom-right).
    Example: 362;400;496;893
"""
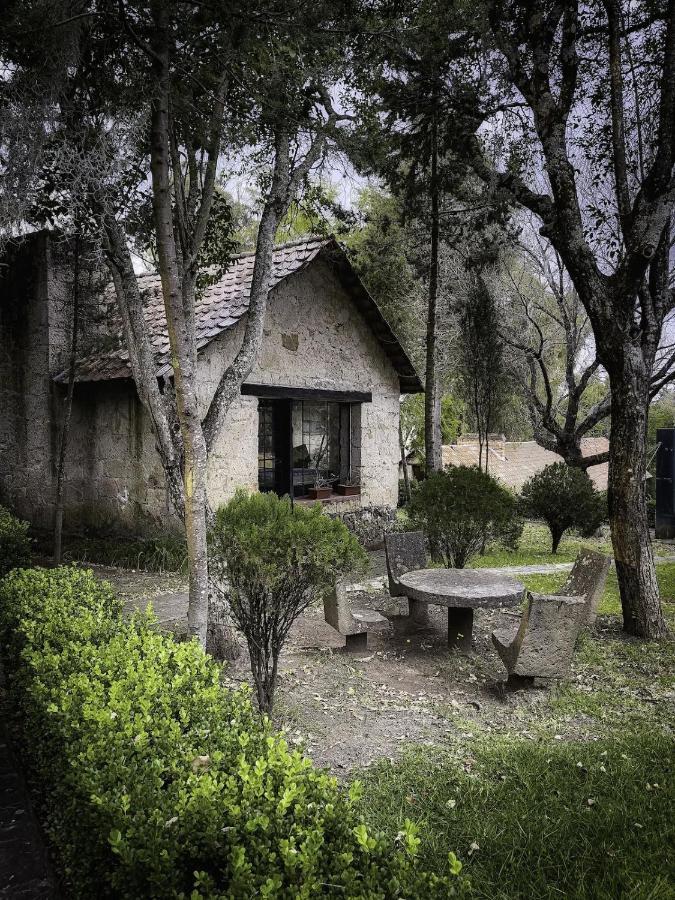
399;418;411;502
608;364;668;638
53;235;81;564
424;108;442;474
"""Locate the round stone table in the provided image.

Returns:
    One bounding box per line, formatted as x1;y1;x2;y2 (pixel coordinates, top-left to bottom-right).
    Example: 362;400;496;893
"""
397;568;525;650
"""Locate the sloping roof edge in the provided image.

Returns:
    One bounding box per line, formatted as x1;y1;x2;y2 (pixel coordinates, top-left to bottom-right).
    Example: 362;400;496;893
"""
54;236;423;393
314;238;423;393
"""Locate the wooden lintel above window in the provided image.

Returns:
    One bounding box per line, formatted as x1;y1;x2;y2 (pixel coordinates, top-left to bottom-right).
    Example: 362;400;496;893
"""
242;384;372;403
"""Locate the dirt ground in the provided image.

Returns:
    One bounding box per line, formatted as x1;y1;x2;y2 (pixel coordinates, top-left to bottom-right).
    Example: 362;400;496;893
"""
91;554;674;775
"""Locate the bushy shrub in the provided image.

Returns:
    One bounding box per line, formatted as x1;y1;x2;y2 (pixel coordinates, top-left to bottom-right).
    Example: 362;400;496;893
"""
0;566;465;898
0;505;31;578
519;463;606;553
210;490;367;712
407;466;520;568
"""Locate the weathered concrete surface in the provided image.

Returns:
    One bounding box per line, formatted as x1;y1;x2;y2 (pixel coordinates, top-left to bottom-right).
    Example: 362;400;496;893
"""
384;531;427;598
323;579;388;642
492;593;586;680
398;568;525;610
558;549;611;625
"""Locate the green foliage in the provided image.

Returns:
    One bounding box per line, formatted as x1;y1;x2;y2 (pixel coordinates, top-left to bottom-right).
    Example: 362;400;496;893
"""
0;505;31;578
407;466;520;568
0;565;462;899
520;463;606;553
401;393;465;462
210;490;367;712
344;188;426;367
360;728;674;900
56;533;188;573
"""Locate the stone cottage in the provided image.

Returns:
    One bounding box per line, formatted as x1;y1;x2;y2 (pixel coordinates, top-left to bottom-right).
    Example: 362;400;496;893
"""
0;233;421;535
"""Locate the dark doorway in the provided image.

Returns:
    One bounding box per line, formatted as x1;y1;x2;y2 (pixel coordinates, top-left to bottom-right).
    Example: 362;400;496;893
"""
257;399;292;496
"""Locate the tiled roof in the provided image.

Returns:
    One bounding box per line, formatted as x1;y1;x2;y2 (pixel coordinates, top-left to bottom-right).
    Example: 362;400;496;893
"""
442;437;610;491
58;238;328;383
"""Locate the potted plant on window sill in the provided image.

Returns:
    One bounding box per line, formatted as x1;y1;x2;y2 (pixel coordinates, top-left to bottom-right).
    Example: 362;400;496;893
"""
308;472;335;500
336;475;361;496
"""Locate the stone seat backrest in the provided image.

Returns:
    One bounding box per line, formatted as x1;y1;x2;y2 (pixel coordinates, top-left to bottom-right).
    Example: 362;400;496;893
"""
323;579;362;636
493;592;586;678
384;531;427;597
557;548;611;626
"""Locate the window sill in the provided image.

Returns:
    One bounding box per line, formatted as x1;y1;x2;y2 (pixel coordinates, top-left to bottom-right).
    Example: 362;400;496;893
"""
295;492;361;506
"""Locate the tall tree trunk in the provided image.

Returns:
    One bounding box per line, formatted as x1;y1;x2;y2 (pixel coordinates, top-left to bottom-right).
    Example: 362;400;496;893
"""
424;109;442;474
608;359;668;638
53;235;81;563
150;15;209;646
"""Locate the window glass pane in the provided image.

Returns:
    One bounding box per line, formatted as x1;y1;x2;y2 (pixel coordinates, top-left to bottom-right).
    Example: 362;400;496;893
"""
257;399;276;492
291;400;342;496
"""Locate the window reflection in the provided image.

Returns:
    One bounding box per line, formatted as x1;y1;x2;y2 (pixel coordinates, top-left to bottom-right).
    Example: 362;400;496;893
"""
258;398;353;497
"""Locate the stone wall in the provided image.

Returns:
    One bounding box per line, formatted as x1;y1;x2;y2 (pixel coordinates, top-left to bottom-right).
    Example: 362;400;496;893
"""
0;234;74;527
1;240;403;535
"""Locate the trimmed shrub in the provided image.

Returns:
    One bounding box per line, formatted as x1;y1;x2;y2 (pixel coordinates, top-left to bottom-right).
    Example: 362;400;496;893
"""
407;466;520;568
0;505;31;578
519;463;606;553
0;566;463;898
210;490;368;712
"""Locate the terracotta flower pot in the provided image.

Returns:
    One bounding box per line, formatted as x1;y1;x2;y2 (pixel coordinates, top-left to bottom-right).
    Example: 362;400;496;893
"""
336;484;361;496
308;486;332;500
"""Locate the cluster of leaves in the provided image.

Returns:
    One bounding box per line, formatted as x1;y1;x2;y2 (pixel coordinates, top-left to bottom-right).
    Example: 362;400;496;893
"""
519;463;606;554
210;490;367;712
0;565;465;898
407;466;522;568
0;505;31;578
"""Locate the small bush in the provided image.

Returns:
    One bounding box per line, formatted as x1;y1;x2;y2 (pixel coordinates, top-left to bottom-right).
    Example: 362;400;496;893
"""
0;566;464;898
407;466;520;568
210;490;367;712
0;505;31;578
520;463;605;553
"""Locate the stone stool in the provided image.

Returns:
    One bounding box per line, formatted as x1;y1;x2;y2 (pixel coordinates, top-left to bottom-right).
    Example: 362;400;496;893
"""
323;579;388;651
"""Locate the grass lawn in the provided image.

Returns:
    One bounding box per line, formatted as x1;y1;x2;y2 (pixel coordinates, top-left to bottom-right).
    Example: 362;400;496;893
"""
470;520;674;569
360;728;674;899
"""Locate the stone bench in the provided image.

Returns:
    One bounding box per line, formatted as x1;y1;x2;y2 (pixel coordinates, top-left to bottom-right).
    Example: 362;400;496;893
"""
323;580;388;651
558;548;611;626
492;592;586;685
383;530;429;623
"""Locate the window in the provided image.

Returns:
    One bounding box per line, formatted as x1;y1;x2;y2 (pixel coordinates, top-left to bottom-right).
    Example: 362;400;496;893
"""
257;399;276;493
257;397;360;497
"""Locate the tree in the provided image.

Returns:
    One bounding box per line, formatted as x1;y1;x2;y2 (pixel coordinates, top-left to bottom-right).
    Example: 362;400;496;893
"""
210;491;366;713
456;273;509;471
520;463;606;553
407;466;521;567
2;0;352;647
499;226;612;469
344;188;426;370
416;0;675;638
351;11;472;475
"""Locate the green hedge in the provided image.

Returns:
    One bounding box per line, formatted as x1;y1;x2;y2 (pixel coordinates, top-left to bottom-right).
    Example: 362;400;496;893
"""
0;504;31;578
0;567;466;898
